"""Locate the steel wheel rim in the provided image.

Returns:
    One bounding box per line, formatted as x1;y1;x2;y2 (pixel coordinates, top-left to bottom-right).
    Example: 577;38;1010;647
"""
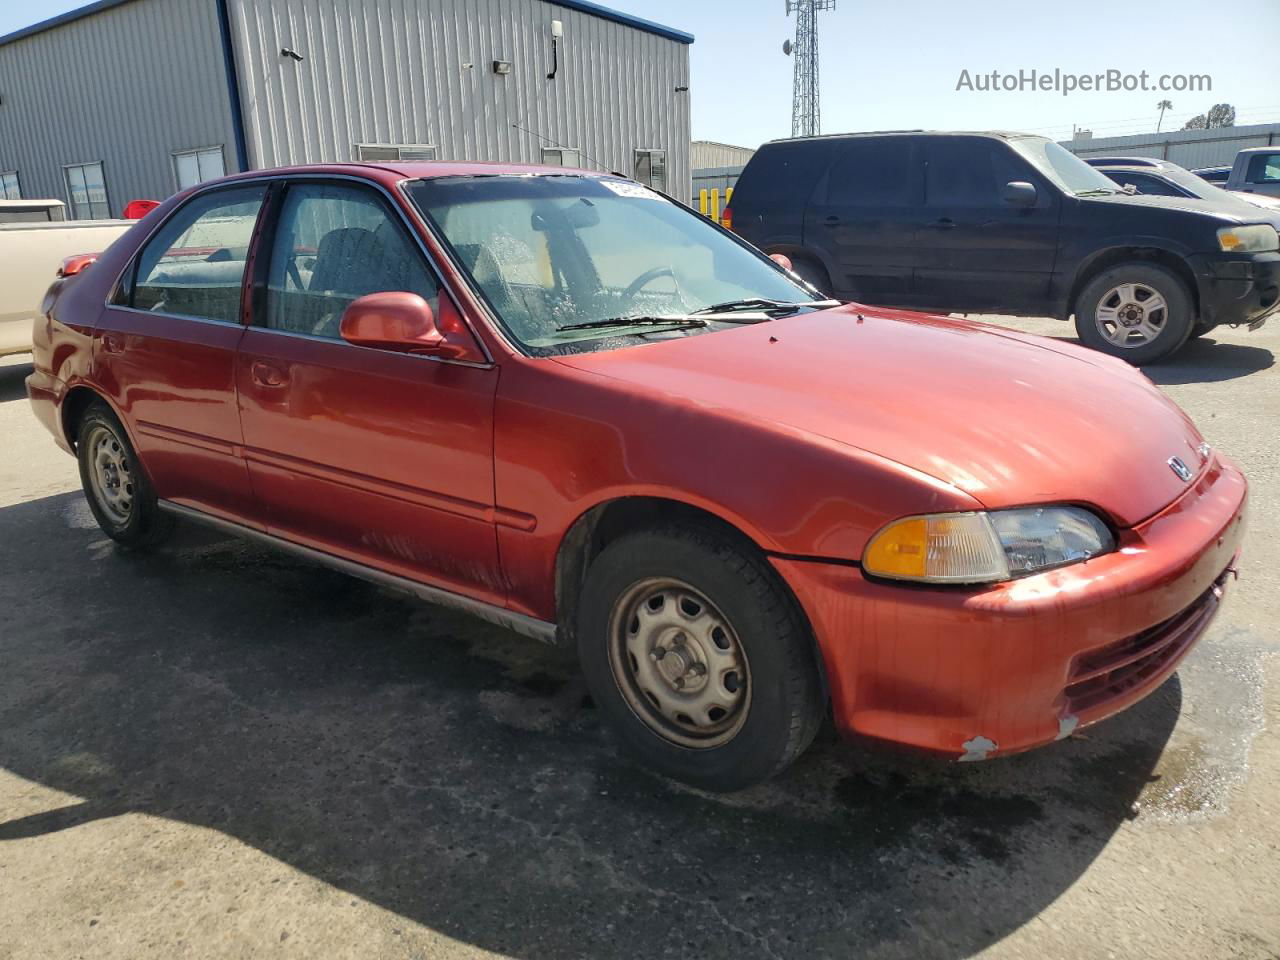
85;423;134;525
607;577;751;749
1095;281;1169;348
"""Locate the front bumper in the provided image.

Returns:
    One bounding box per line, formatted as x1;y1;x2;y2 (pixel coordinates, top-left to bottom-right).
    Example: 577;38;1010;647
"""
772;454;1247;761
1189;250;1280;328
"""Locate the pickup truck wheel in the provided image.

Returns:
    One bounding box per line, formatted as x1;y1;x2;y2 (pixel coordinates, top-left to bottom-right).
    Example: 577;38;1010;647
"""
576;526;824;792
77;402;174;549
1073;262;1194;364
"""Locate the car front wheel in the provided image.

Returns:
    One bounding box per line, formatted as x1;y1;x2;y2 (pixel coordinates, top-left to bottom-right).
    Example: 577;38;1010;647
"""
576;526;824;791
77;401;174;548
1073;262;1194;364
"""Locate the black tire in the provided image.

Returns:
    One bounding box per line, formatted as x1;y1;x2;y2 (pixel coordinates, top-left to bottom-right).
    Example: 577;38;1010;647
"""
76;401;175;548
787;254;833;297
1072;262;1195;364
1187;319;1216;340
576;525;824;792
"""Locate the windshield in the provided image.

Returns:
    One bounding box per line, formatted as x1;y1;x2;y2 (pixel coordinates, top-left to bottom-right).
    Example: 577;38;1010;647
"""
1009;138;1121;196
407;175;821;355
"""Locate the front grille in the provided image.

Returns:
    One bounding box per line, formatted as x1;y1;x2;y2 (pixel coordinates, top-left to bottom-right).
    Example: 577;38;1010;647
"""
1064;571;1229;713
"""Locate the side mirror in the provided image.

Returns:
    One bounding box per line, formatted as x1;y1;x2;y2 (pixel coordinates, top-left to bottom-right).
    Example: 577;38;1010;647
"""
340;291;468;358
769;252;794;271
1002;181;1038;207
58;253;98;278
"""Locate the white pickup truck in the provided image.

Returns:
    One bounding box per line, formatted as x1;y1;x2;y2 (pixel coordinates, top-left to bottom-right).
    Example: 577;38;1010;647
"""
0;199;133;358
1224;147;1280;199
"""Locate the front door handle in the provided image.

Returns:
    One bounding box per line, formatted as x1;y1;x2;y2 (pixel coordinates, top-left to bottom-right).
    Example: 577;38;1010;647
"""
101;333;125;354
929;217;956;230
822;215;840;227
250;360;289;388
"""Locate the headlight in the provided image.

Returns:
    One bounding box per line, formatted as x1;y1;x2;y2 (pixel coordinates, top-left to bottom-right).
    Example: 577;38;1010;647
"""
863;507;1115;584
1217;224;1280;253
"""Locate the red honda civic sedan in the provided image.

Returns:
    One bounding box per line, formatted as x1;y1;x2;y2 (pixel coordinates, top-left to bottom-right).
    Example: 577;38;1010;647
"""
28;162;1246;790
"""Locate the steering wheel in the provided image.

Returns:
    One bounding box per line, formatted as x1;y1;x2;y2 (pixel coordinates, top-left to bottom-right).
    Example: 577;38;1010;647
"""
619;266;679;306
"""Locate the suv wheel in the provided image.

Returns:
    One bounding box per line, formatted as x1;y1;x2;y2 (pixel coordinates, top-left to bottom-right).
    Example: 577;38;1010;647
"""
787;255;832;297
576;526;824;792
77;401;175;548
1073;262;1194;364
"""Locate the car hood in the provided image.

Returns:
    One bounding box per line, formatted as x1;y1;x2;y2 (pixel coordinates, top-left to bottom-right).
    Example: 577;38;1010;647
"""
554;306;1207;527
1082;190;1269;224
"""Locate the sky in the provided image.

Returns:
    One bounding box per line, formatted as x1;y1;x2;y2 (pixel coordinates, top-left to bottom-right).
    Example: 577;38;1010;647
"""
3;0;1278;148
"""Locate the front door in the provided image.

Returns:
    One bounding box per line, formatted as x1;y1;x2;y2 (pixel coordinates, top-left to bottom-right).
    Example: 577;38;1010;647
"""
912;136;1061;314
95;183;267;523
235;179;503;604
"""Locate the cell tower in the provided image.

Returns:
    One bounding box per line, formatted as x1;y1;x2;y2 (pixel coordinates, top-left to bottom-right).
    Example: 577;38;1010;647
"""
784;0;835;138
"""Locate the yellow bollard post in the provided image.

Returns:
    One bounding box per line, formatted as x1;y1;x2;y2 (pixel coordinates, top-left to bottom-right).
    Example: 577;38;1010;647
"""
699;188;708;216
723;187;734;226
711;188;720;223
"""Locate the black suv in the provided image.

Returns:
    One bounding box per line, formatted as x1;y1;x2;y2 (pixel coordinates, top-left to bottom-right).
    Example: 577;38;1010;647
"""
729;131;1280;362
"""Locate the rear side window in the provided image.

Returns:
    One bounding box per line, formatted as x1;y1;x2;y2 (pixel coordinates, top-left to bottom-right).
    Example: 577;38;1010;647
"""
263;182;439;340
1245;153;1280;184
926;139;1027;207
131;184;266;322
825;138;914;206
731;141;838;216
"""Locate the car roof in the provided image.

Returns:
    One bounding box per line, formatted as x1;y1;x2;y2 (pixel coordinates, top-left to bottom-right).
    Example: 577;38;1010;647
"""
212;160;611;188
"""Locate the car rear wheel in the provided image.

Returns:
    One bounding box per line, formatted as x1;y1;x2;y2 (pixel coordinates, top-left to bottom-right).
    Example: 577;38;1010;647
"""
1073;262;1194;364
77;401;174;548
576;526;824;791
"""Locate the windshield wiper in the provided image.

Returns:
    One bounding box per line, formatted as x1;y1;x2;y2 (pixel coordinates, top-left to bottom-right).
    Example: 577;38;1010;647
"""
691;297;841;316
556;315;708;332
1075;188;1117;197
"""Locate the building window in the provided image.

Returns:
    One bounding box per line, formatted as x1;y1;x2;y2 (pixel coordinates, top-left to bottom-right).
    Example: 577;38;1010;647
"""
355;144;438;162
0;171;20;199
63;161;110;219
173;147;226;190
633;149;667;193
540;147;581;167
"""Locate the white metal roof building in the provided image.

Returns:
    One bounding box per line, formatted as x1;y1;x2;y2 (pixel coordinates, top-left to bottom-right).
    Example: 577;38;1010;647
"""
1061;122;1280;170
0;0;693;217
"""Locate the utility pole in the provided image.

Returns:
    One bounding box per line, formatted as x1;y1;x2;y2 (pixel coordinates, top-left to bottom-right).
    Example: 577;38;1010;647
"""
785;0;835;138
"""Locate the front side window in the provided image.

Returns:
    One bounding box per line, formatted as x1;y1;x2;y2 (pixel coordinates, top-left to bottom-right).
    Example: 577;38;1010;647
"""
264;182;439;339
0;171;19;200
173;147;226;190
1245;153;1280;184
409;174;819;356
634;150;667;192
64;161;110;219
131;184;266;322
926;139;1030;207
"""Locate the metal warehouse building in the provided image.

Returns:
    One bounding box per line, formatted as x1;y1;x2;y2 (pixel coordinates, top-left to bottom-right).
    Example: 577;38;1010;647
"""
0;0;693;218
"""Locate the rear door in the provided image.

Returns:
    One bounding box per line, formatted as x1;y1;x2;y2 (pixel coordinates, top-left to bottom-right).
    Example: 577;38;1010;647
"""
235;178;503;603
802;137;921;305
96;183;267;523
912;136;1061;314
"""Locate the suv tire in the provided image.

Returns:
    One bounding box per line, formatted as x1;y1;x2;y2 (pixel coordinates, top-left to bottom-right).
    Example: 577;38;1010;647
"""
787;255;833;297
576;526;824;792
1073;262;1194;364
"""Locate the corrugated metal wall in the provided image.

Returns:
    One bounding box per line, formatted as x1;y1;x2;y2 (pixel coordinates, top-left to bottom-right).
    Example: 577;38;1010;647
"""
691;141;754;169
226;0;691;198
0;0;239;216
1062;122;1280;170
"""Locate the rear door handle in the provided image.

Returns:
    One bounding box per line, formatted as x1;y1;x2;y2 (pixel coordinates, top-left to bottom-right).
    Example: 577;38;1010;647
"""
929;217;956;230
250;360;289;388
101;333;125;354
822;215;840;227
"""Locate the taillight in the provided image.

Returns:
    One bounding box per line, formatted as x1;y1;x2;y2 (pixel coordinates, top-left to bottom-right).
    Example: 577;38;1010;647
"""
58;253;98;278
123;199;160;220
721;206;733;232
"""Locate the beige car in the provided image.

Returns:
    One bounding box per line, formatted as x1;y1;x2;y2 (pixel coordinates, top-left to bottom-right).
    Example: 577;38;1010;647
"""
0;200;132;358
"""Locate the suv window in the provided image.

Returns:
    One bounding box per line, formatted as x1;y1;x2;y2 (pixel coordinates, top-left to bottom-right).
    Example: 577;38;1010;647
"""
264;182;439;339
926;139;1026;206
1245;153;1280;184
826;139;913;206
131;184;266;322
